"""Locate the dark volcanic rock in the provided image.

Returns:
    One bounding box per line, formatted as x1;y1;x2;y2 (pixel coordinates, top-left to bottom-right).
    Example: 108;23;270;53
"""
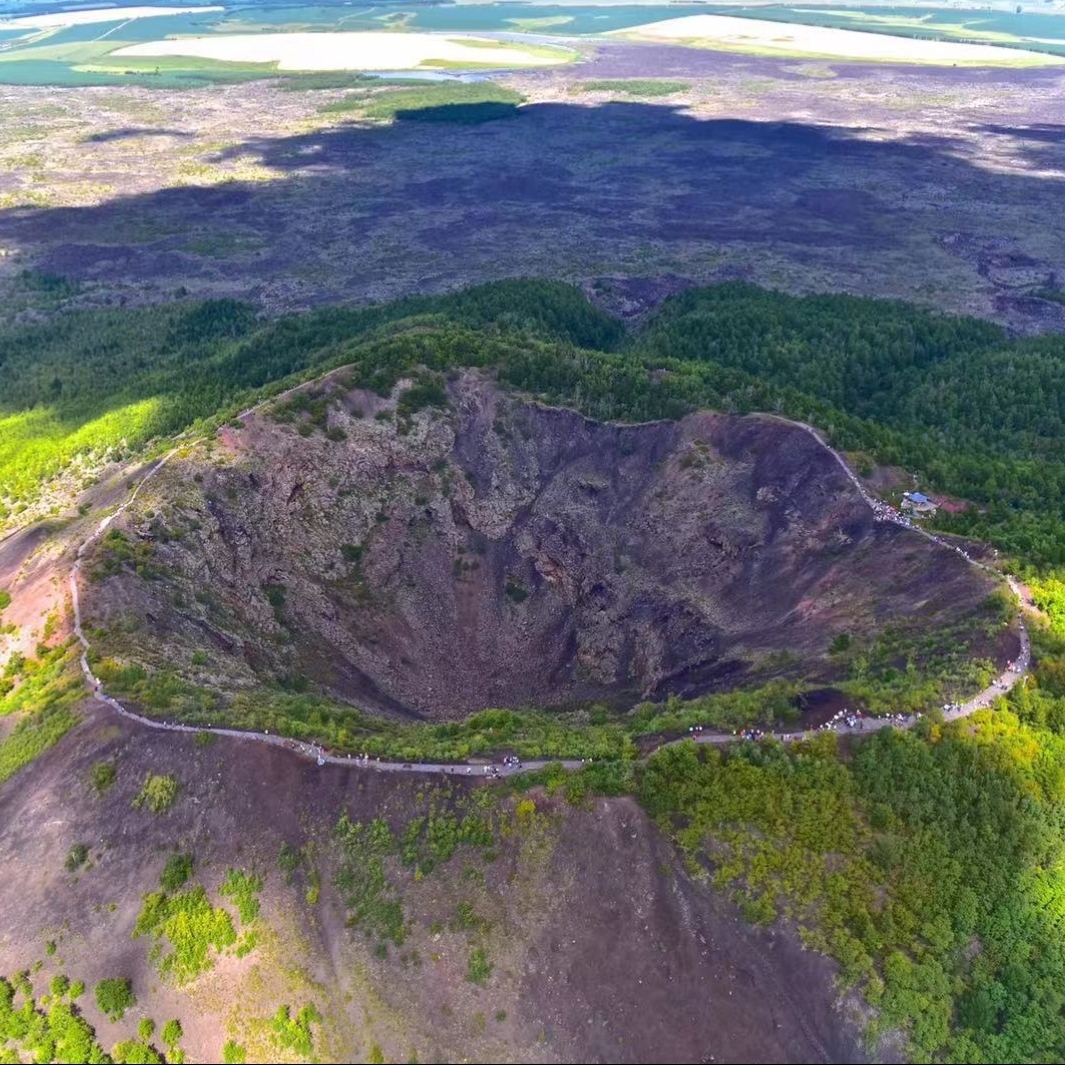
85;372;994;720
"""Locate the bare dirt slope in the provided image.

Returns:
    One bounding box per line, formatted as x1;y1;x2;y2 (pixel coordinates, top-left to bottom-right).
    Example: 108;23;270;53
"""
0;705;871;1064
82;371;995;719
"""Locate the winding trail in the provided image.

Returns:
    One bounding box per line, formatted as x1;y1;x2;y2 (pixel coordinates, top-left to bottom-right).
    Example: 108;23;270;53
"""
67;422;1031;776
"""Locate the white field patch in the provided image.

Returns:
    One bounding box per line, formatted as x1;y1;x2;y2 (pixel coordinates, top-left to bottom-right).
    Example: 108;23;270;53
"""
111;31;573;70
613;14;1065;65
0;6;222;30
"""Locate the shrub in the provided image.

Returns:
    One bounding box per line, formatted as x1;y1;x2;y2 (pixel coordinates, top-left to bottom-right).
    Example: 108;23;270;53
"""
161;1019;182;1047
277;841;302;879
270;1004;321;1056
137;1018;155;1041
133;886;237;984
133;773;178;813
219;868;263;924
95;978;135;1021
221;1040;246;1064
504;578;528;603
466;947;492;986
160;853;194;891
111;1038;163;1064
65;843;89;871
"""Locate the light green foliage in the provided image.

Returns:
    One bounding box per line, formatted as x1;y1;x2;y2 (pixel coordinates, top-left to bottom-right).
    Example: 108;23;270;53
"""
573;79;689;97
94;977;135;1021
159;853;194;892
333;815;405;946
162;655;992;765
270;1003;321;1057
179;692;640;762
219;869;263;925
0;643;81;784
638;653;1065;1064
111;1038;163;1064
837;612;1000;713
0;970;109;1063
132;773;179;814
221;1039;246;1064
133;886;237;984
161;1019;182;1047
95;657;217;718
137;1018;154;1042
1032;576;1065;637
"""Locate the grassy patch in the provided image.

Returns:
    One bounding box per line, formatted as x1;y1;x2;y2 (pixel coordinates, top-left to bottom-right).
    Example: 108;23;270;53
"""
0;643;81;785
360;82;524;123
466;946;493;986
572;79;690;97
221;1039;247;1064
133;886;237;985
95;656;220;718
161;1019;182;1048
269;1003;321;1058
133;773;179;814
219;868;263;925
90;759;117;793
334;791;497;948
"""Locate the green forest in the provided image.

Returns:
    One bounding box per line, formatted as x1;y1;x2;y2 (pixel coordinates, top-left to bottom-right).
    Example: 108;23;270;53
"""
638;634;1065;1063
5;277;1065;569
9;277;1065;1061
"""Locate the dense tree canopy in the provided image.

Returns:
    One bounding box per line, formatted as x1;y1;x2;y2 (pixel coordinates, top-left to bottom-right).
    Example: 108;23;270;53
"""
6;278;1065;565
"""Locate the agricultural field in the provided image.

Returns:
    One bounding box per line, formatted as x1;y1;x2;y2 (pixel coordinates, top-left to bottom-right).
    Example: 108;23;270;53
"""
614;13;1065;65
3;1;1065;86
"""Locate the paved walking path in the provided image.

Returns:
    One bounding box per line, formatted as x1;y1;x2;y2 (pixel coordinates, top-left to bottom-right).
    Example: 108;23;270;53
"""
67;422;1031;776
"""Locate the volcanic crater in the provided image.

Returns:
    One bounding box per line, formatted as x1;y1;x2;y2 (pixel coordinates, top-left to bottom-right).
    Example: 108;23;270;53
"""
83;371;996;720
